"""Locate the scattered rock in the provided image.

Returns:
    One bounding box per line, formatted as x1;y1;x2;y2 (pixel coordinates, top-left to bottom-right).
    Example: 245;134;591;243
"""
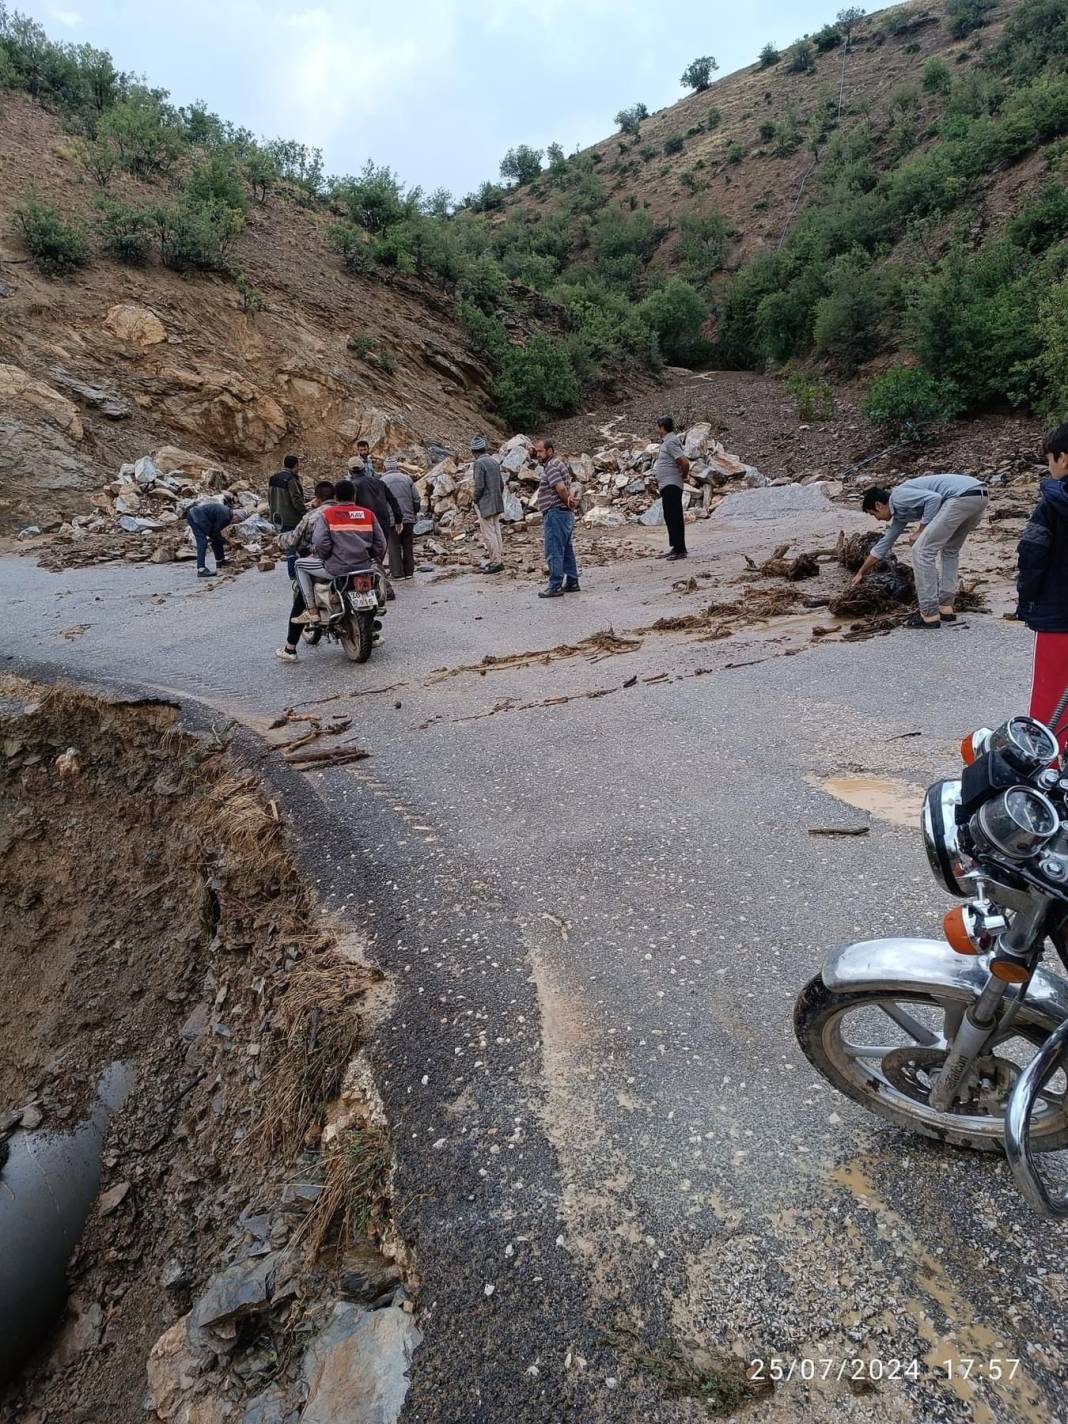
300;1304;422;1424
194;1253;280;1330
98;1181;130;1216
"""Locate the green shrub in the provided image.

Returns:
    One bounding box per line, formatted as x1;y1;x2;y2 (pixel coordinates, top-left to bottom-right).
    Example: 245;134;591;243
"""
923;58;952;94
347;334;375;358
369;348;395;375
327;222;374;274
812;257;896;375
243;146;279;204
74;137;116;186
492;333;579;429
185;152;247;219
946;0;996;40
236;272;264;313
814;23;842;52
726;142;746;164
758;42;781;68
94;195;151;264
836;7;865;45
784;371;835;421
663;133;685;156
863;366;959;439
151;200;238;272
1033;277;1068;418
458;300;510;365
1007;182;1068;252
10;193;89;275
787;40;816;74
263;138;324;202
97;86;183;176
457;254;508;312
545;142;567;176
331;161;416;232
681;56;718;92
759;120;777;142
676;209;731;284
707;106;722;130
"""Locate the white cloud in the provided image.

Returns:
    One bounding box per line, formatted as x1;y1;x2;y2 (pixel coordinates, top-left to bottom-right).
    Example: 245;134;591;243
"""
48;5;82;24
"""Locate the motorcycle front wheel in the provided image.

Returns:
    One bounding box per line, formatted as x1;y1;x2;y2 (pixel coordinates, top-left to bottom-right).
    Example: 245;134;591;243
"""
339;612;373;664
795;976;1068;1152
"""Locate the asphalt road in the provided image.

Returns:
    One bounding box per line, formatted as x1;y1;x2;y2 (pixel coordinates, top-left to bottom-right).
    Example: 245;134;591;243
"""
4;517;1065;1424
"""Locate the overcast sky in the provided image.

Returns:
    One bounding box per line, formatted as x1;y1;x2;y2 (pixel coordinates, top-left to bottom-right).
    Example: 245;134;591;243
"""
26;0;855;197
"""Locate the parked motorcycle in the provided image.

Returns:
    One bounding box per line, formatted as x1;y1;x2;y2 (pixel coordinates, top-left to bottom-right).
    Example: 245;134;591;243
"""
304;570;385;663
795;714;1068;1218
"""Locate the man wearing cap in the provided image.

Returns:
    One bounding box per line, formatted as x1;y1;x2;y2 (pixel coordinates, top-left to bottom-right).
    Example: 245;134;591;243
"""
471;435;505;573
382;455;421;581
348;454;403;600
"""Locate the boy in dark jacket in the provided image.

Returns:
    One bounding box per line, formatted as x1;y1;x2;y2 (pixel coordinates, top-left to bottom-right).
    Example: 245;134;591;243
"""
268;454;306;578
1016;423;1068;742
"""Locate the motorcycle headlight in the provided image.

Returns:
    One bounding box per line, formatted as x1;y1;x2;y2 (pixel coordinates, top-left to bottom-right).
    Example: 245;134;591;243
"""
922;778;969;896
987;717;1059;774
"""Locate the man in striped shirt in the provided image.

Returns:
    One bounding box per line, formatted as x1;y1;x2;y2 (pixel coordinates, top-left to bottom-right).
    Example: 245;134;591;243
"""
535;440;580;598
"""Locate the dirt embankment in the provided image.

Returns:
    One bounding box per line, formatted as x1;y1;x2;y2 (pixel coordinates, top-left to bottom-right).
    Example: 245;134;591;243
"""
0;678;411;1424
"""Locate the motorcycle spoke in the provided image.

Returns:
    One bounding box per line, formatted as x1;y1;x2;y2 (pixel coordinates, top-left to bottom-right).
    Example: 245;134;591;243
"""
878;1002;940;1046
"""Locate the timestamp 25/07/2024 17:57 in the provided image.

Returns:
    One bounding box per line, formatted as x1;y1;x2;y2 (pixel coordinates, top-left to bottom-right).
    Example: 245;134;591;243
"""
746;1357;1023;1385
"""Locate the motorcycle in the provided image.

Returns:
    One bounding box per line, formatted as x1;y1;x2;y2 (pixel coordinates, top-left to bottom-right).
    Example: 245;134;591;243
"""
303;569;386;663
795;714;1068;1219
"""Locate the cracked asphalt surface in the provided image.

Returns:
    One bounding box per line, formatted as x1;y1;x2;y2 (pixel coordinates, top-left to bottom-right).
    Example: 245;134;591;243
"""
4;514;1066;1424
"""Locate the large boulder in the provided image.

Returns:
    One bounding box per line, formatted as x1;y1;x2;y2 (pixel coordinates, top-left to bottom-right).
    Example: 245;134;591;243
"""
104;303;167;346
159;367;288;456
713;484;833;521
153;446;227;480
0;419;98;532
336;407;410;456
0;364;83;440
683;422;712;459
301;1304;421;1424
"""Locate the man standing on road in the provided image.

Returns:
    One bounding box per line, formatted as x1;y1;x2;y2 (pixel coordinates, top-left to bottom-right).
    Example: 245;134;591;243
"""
185;493;246;578
471;434;505;573
535;439;579;598
654;416;690;562
349;455;403;600
382;455;420;582
855;474;988;628
276;480;336;662
1017;423;1068;741
267;453;305;578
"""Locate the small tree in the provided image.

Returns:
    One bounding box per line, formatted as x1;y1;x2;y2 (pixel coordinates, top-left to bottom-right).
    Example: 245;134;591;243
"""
836;7;865;45
787;39;816;73
663;133;685;156
74;137;117;187
946;0;996;39
243;147;279;205
758;42;781;68
615;102;648;136
546;142;568;175
681;56;718;92
236;272;264;313
327;222;373;274
11;193;89;276
814;22;843;52
423;186;452;218
94;195;152;264
499;144;543;186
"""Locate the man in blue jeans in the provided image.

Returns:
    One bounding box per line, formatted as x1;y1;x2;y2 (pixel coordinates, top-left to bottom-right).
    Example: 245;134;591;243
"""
535;439;580;598
185;494;247;578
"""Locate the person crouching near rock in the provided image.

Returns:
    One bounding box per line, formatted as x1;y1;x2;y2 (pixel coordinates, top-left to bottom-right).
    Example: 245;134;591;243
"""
471;434;505;573
1017;423;1068;745
185;493;248;578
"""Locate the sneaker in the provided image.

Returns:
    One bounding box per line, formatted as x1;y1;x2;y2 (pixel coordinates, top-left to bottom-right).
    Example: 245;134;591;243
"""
275;646;298;662
489;563;506;573
197;568;215;578
538;586;564;599
217;558;232;568
656;551;673;560
292;609;322;626
905;612;941;629
563;580;581;593
664;551;687;562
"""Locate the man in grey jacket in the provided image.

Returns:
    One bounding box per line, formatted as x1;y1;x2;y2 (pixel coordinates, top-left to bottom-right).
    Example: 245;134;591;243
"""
471;435;505;573
382;455;421;580
856;474;988;627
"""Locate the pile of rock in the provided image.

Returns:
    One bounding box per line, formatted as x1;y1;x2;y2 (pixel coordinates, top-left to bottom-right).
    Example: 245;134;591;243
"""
410;423;767;539
22;444;280;572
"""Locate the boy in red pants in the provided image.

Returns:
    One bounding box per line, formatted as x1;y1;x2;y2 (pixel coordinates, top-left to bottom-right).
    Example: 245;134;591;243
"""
1017;423;1068;745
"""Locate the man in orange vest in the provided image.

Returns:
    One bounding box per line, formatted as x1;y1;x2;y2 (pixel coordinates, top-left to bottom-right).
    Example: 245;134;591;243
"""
293;478;386;627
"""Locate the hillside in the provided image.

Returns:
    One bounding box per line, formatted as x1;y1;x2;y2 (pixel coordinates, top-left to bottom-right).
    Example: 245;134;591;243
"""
0;95;501;533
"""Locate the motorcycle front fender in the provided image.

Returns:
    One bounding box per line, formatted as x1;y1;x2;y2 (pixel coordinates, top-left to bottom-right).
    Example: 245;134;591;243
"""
822;937;1068;1032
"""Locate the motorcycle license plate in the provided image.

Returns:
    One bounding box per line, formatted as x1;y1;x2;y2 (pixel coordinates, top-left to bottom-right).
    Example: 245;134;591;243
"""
349;592;377;611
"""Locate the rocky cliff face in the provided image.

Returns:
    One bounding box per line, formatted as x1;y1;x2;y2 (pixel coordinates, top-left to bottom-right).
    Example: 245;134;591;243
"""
0;93;500;533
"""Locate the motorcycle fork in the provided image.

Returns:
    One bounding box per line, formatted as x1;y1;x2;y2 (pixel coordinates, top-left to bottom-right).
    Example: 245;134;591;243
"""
928;897;1047;1114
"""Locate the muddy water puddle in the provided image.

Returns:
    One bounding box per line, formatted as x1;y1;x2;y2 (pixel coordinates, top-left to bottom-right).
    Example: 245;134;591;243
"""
810;774;927;829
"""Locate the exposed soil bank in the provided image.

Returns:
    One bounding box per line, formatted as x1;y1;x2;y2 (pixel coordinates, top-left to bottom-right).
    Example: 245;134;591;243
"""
0;677;408;1424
